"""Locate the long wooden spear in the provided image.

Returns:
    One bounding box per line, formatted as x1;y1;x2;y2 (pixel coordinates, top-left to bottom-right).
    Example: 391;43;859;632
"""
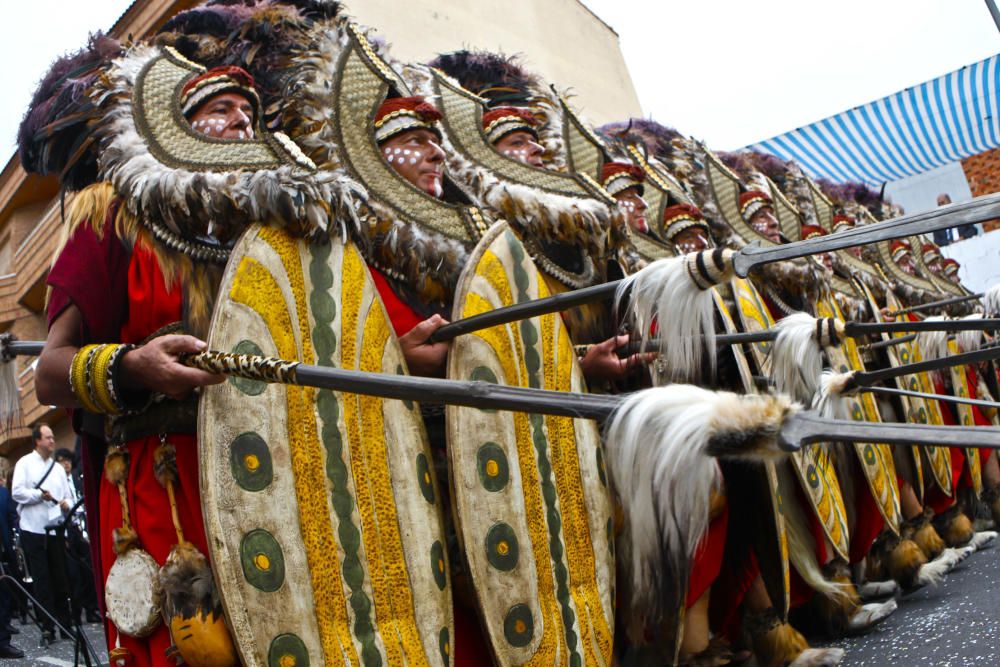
731;192;1000;277
3;338;997;451
605;319;1000;356
885;293;983;318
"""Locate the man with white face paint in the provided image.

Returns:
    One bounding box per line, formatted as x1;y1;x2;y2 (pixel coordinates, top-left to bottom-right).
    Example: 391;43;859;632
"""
661;203;712;253
739;190;781;243
601;162;649;234
375;96;446;199
370;96;454;377
180;65;259;141
481;106;545;167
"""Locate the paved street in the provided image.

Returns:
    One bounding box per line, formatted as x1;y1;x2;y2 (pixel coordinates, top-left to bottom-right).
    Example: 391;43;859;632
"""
0;617;106;666
822;543;1000;666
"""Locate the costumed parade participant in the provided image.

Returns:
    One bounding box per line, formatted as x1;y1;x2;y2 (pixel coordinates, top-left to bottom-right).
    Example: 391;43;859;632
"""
19;20;364;661
7;4;1000;667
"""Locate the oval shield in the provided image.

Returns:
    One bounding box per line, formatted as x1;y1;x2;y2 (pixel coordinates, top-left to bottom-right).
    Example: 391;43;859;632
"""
815;296;902;534
731;278;851;561
199;225;452;666
446;222;615;666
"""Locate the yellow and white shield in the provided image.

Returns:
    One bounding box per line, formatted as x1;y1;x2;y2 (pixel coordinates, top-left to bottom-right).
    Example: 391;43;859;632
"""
731;278;852;560
447;222;615;666
199;225;452;666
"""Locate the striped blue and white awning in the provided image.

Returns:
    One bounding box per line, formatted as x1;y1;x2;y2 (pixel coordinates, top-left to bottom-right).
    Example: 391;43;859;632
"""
746;53;1000;186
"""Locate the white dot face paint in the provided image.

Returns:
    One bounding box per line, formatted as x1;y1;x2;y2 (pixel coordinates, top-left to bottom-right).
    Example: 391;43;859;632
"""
410;158;418;164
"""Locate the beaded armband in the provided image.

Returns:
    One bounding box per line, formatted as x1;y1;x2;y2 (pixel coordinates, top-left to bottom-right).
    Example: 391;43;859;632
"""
69;343;144;415
69;345;103;413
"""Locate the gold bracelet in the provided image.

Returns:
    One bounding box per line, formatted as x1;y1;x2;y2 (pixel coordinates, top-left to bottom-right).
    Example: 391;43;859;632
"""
69;344;103;413
90;343;123;415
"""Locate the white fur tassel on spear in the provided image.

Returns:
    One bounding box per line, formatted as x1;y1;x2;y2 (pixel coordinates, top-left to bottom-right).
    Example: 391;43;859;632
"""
603;384;796;632
617;248;735;384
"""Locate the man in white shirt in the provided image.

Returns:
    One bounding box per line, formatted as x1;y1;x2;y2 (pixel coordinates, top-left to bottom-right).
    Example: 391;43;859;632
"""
11;423;73;639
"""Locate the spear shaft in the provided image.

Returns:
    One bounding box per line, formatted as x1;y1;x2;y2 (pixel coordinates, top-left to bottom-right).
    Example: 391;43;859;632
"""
4;339;998;451
885;292;983;317
732;192;1000;277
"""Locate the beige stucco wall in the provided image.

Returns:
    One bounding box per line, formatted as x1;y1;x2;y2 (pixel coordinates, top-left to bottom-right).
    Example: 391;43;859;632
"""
344;0;642;126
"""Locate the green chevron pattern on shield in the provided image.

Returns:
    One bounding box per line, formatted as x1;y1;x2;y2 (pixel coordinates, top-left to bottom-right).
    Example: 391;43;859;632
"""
446;221;614;666
199;224;452;667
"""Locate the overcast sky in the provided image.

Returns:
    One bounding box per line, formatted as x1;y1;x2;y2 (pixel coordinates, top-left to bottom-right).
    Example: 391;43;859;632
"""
581;0;1000;149
2;0;999;163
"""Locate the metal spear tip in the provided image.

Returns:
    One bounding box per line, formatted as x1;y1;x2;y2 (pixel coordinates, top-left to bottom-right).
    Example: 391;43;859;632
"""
777;409;815;452
731;240;762;278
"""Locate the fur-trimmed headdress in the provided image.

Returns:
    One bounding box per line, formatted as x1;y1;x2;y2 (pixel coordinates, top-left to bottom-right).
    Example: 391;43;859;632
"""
155;0;342;123
800;224;826;240
602;162;645;197
921;242;942;265
374;96;443;143
739;189;773;222
179;65;261;117
482;106;539;143
891;239;912;263
832;214;855;233
942;257;960;277
661;203;708;242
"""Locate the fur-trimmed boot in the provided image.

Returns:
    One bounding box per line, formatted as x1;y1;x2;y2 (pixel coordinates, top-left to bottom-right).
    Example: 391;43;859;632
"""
679;637;749;667
869;529;969;591
981;485;1000;529
933;504;975;547
747;608;844;667
900;508;946;560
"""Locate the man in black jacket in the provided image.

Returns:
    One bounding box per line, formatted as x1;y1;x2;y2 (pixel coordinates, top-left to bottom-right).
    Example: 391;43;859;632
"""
0;475;24;658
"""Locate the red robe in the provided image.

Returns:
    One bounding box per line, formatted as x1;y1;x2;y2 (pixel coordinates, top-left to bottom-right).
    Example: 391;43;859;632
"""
48;213;206;666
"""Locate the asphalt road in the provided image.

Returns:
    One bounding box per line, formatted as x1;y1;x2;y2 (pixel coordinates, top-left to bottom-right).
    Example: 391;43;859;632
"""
823;543;1000;666
0;617;106;666
2;545;997;666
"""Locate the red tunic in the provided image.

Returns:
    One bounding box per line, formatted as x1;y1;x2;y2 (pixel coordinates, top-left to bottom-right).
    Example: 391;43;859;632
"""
48;218;207;666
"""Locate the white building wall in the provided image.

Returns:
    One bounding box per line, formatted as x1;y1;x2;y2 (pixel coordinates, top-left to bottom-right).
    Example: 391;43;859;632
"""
883;161;974;215
346;0;643;125
941;232;1000;293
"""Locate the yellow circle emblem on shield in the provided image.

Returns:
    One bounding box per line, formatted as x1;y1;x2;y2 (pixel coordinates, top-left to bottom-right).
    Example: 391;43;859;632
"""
254;553;271;571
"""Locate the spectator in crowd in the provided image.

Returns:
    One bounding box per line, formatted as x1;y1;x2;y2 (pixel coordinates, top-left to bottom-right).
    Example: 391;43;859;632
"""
54;448;99;624
934;193;980;246
0;474;23;658
11;423;73;640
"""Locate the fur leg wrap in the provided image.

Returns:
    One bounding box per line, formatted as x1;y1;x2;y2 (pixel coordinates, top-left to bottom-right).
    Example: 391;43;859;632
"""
933;505;974;547
901;508;946;560
982;485;1000;528
605;386;797;631
747;609;844;667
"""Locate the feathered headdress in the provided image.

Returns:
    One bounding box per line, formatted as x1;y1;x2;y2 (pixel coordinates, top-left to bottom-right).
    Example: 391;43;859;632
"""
17;32;124;190
427;49;541;106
